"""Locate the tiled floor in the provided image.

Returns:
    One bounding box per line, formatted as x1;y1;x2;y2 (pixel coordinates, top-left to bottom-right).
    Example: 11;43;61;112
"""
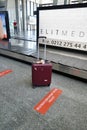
0;56;87;130
11;30;36;41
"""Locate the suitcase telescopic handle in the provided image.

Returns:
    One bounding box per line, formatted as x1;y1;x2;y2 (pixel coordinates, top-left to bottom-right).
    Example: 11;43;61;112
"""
38;36;47;60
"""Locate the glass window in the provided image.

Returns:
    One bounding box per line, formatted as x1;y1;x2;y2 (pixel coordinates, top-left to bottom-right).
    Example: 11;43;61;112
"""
27;1;30;16
41;0;53;4
34;3;37;11
31;1;34;16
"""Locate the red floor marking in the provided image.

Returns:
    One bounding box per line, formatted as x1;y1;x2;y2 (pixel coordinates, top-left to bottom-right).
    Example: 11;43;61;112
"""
0;69;12;77
34;88;62;115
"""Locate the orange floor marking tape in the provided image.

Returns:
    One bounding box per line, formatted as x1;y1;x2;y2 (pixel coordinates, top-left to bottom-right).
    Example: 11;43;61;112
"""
0;69;12;77
34;88;62;115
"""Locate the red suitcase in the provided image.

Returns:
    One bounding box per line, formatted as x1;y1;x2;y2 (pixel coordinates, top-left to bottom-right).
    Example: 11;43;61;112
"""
32;62;52;86
32;37;52;87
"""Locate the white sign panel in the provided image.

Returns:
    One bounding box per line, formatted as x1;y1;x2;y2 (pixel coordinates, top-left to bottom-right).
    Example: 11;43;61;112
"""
39;7;87;51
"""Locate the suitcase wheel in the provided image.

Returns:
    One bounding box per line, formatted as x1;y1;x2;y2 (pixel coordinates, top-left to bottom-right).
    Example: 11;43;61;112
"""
32;86;35;89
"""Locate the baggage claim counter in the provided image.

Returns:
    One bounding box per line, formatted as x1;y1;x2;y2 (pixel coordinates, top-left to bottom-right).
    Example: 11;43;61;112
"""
0;3;87;80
